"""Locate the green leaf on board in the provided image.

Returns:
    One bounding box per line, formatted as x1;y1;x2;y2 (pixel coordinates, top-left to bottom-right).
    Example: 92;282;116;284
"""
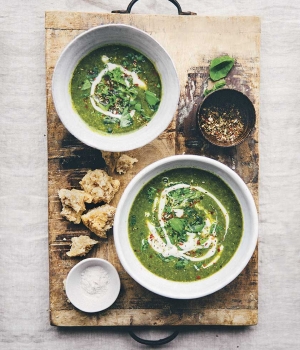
203;78;226;96
209;55;234;81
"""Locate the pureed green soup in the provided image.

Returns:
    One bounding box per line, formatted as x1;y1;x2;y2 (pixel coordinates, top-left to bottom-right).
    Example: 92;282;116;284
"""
128;168;243;282
70;45;162;134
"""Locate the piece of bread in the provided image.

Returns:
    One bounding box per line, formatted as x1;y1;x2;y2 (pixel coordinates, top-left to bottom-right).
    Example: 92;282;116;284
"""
79;169;120;204
66;235;98;257
81;204;116;238
58;189;92;224
101;151;121;173
116;154;138;174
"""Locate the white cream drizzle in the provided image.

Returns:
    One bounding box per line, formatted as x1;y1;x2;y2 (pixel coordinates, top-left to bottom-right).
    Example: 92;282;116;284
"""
146;183;229;266
89;56;147;119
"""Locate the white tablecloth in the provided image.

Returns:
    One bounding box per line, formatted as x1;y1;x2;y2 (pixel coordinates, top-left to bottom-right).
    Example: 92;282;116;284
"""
0;0;299;348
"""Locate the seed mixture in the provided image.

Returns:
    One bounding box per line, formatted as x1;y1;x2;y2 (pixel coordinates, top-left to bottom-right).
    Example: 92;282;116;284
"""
200;104;245;143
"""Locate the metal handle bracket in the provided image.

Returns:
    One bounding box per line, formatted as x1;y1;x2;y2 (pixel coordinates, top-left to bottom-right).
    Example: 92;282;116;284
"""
112;0;197;15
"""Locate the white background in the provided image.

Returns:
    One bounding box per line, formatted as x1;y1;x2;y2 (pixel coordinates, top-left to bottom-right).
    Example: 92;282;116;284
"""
0;0;299;349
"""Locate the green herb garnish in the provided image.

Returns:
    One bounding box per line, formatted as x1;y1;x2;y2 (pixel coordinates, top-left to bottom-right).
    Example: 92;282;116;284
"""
81;79;91;90
145;90;160;106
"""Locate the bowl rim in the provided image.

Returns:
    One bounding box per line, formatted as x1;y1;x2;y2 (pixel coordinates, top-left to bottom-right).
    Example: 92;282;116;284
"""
51;23;180;152
114;154;258;299
197;88;256;147
65;257;121;313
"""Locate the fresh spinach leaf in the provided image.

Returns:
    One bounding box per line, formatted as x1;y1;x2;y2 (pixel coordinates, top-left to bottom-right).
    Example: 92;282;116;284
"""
209;55;234;81
204;78;226;96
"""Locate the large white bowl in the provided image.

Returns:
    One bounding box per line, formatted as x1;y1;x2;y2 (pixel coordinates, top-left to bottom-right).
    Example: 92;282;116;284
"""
114;155;258;299
52;24;180;152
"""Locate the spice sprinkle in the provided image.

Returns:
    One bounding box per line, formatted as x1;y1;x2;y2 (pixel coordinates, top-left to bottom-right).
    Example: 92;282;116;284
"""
200;104;245;143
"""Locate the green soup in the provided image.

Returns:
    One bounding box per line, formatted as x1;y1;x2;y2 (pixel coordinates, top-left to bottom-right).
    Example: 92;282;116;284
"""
128;168;243;282
70;45;162;134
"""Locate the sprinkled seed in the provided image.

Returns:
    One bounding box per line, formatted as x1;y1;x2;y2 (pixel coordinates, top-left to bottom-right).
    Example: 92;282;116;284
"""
200;104;245;143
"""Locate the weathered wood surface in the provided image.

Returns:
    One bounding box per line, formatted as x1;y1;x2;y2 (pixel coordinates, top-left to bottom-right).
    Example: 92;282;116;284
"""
46;11;260;327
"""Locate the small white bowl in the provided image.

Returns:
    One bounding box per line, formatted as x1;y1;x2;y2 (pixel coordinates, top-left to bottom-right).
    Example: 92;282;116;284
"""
52;24;180;152
65;258;120;313
114;155;258;299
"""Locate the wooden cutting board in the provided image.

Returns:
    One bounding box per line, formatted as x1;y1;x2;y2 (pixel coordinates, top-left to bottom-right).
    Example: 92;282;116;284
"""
46;11;260;327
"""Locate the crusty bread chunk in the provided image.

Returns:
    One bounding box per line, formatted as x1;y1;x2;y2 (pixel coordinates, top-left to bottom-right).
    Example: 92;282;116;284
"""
116;154;138;174
79;169;120;204
66;235;98;257
101;151;121;173
81;204;116;238
58;189;92;224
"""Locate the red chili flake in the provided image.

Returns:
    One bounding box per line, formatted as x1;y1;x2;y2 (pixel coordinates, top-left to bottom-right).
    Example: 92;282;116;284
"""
149;234;154;240
197;240;200;245
217;247;221;252
196;276;201;280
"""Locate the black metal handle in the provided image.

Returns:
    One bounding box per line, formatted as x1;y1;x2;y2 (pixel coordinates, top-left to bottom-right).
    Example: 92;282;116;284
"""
129;329;179;346
112;0;197;15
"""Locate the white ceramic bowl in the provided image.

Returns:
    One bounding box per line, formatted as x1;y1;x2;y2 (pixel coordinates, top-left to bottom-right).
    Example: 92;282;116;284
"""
65;258;120;313
52;24;180;152
114;155;258;299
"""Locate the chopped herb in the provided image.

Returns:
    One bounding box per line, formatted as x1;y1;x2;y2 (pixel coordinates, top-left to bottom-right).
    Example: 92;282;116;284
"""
145;90;160;106
130;215;137;226
175;259;188;269
141;239;149;251
169;218;185;233
120;113;133;128
146;187;157;203
81;79;91;90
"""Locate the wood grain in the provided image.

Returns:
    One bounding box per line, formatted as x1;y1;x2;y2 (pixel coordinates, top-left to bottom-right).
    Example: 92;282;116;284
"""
46;11;260;327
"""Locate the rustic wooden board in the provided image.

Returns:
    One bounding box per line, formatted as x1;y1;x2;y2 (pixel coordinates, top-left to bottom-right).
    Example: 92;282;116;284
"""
46;11;260;327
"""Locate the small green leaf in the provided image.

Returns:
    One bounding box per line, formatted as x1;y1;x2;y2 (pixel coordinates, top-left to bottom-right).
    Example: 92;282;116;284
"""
145;90;160;106
134;103;142;111
169;218;185;233
141;239;149;251
209;55;234;81
119;114;133;128
147;187;157;203
130;215;137;226
203;78;227;96
81;79;91;90
103;116;119;124
175;259;188;269
214;78;226;89
190;223;205;233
